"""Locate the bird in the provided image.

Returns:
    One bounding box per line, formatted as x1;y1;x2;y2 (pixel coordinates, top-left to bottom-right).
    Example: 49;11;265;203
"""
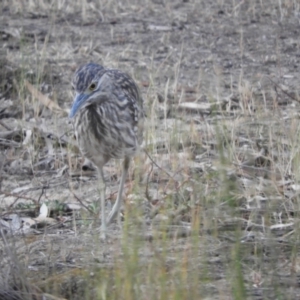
69;63;144;238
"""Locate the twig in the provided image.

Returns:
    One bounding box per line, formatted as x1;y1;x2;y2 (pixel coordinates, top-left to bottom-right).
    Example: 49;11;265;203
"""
267;76;300;103
144;149;190;195
71;191;96;215
143;149;173;179
2;192;39;206
37;188;45;203
0;120;12;131
25;80;68;115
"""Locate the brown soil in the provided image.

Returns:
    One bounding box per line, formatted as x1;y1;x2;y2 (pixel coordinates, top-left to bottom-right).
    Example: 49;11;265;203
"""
1;1;300;299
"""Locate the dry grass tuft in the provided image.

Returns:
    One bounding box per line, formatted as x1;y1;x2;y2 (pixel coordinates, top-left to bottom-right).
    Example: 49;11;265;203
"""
1;0;300;299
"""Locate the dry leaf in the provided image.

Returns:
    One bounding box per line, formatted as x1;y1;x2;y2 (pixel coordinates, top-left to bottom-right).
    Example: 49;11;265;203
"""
25;80;68;115
39;203;49;218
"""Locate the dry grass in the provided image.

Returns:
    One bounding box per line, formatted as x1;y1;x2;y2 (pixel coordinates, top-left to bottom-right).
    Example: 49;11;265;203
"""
1;0;300;299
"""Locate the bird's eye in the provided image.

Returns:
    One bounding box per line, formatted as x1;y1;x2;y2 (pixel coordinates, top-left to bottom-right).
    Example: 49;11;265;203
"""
89;83;96;91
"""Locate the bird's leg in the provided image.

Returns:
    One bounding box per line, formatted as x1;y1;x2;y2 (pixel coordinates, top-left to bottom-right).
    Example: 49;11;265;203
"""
106;157;130;227
98;168;107;239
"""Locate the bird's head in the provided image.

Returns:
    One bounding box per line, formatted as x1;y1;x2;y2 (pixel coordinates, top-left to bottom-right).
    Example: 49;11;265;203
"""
69;63;107;118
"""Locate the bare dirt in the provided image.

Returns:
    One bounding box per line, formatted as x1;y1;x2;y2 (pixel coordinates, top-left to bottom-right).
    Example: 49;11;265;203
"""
1;0;300;299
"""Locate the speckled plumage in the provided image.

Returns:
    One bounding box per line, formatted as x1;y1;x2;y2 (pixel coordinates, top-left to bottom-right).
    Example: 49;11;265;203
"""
70;63;144;237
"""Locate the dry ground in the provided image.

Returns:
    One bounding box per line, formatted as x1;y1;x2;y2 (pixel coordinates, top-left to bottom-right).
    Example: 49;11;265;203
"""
1;0;300;299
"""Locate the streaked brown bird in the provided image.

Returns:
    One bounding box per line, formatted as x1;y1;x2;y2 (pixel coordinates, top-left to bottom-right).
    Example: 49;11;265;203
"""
69;63;144;238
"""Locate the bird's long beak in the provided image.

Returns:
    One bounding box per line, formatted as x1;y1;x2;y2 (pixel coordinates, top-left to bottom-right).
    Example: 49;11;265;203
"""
69;93;87;118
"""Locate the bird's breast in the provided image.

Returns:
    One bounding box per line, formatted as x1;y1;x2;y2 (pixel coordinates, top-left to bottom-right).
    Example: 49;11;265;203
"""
73;102;141;163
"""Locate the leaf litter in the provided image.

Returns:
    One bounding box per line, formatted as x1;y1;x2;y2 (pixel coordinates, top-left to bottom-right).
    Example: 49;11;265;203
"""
1;0;300;299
